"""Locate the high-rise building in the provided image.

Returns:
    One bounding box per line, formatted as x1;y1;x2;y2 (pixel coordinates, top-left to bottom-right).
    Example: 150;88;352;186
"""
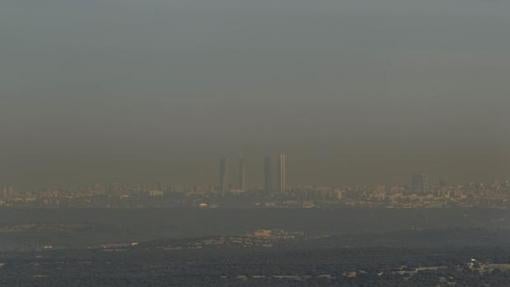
411;173;429;193
219;157;228;194
264;156;273;194
238;157;247;192
278;153;288;193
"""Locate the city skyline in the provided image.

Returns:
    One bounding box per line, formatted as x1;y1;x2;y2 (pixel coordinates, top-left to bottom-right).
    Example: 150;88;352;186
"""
2;151;509;189
4;169;510;209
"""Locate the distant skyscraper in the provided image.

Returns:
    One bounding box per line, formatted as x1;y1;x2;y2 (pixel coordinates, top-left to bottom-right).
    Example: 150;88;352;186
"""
238;157;247;192
411;173;429;193
219;157;228;194
264;156;273;194
278;153;288;193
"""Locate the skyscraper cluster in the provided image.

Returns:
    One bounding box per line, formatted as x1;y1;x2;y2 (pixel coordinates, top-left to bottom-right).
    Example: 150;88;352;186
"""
218;153;288;194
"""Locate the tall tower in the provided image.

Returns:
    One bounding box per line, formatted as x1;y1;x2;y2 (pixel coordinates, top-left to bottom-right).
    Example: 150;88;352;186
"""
238;157;247;192
411;173;429;193
219;157;228;194
264;156;273;194
278;153;288;193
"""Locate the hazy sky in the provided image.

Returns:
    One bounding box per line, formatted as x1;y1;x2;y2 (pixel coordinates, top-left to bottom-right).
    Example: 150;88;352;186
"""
1;0;510;187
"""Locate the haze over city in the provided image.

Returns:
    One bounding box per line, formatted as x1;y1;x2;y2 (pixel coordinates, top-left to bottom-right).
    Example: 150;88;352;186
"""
2;0;510;188
4;1;510;286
